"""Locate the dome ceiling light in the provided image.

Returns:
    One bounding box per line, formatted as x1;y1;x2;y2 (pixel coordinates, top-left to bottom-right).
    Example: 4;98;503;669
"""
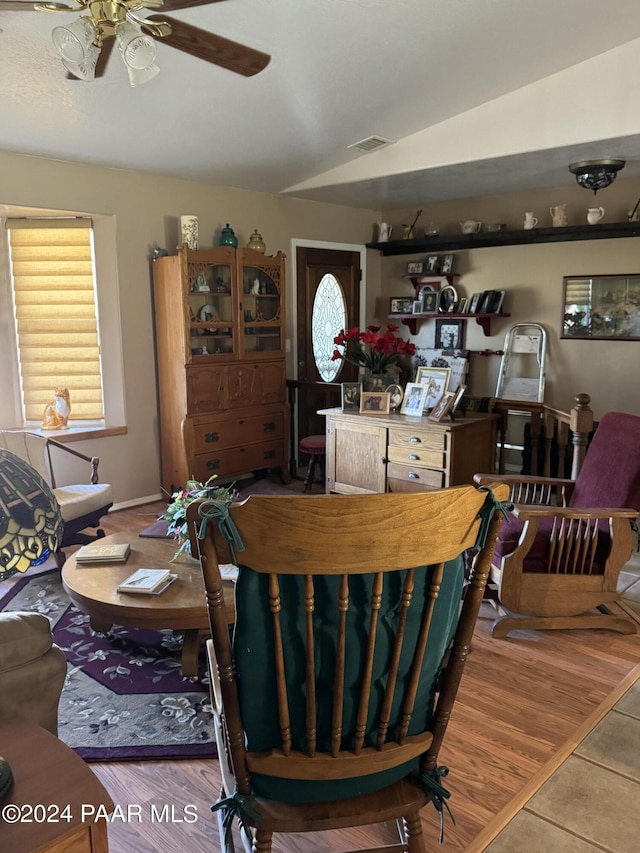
568;159;626;194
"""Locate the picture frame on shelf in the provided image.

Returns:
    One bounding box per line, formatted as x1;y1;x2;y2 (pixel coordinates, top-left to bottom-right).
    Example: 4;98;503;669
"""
415;366;451;409
363;374;397;392
467;293;481;313
412;299;423;314
477;290;497;314
406;261;424;275
341;382;362;412
422;291;439;313
439;284;458;313
425;255;440;273
360;391;391;414
435;319;464;350
428;391;456;423
400;382;428;416
493;290;506;313
450;383;467;415
390;297;413;314
386;383;404;410
457;297;468;314
441;254;454;274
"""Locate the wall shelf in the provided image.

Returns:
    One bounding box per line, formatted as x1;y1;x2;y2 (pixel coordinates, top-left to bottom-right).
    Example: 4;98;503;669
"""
389;311;510;336
368;221;640;256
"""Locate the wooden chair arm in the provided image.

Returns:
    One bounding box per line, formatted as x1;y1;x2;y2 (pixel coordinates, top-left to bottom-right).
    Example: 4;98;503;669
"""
474;472;576;507
514;505;639;521
45;438;101;486
474;472;575;488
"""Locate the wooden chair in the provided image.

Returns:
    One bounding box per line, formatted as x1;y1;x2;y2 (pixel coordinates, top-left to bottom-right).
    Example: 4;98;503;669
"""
0;431;112;548
475;410;640;638
187;483;508;853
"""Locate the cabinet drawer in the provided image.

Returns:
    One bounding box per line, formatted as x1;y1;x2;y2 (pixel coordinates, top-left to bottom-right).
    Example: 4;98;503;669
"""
387;446;445;469
192;413;284;453
386;462;445;489
388;427;446;452
193;440;284;480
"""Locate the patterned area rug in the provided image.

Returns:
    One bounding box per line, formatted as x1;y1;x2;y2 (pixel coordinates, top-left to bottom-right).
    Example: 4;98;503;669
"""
1;570;216;762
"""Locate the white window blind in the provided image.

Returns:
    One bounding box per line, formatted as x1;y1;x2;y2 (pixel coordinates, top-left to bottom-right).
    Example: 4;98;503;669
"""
6;218;105;422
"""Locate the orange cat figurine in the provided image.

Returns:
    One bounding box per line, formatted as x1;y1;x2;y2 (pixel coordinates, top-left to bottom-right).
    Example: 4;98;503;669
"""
42;387;71;430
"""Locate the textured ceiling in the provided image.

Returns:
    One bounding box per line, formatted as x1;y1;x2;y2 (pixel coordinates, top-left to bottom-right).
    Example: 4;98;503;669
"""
2;0;640;210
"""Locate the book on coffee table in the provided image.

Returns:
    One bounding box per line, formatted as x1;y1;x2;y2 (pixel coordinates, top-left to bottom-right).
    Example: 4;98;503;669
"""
117;568;177;595
75;542;131;564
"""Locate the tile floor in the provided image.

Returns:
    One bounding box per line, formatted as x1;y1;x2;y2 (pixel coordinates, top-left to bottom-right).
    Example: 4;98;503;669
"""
484;676;640;852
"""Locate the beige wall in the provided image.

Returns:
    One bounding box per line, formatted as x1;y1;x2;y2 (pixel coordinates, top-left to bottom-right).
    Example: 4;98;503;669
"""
0;150;381;506
383;176;640;420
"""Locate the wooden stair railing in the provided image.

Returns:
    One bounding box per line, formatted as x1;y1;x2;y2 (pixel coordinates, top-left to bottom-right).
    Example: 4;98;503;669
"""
494;393;594;480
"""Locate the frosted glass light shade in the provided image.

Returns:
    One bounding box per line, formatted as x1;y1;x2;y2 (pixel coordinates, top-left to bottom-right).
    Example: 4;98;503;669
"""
61;43;100;81
126;62;160;87
52;17;98;64
115;21;157;70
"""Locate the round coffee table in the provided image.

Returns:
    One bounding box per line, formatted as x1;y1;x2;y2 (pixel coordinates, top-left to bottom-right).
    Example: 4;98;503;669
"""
61;529;234;678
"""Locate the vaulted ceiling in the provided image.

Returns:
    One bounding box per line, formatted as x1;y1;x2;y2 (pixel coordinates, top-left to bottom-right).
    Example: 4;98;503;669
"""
2;0;640;209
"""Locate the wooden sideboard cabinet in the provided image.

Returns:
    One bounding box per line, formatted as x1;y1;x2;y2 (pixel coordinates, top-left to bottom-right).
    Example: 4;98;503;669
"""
152;245;289;492
321;408;498;494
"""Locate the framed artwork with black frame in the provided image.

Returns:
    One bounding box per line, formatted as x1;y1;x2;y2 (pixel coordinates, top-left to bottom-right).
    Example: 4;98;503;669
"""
562;274;640;340
425;255;440;273
435;319;464;350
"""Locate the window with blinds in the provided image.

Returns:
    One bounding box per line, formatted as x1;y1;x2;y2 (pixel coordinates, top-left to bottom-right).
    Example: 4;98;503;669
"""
6;218;105;422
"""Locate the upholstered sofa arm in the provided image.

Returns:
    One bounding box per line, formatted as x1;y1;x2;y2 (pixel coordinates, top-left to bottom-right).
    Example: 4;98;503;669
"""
0;612;67;735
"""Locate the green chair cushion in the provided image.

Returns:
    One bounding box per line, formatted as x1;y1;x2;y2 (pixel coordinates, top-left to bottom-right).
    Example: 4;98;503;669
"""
233;556;465;803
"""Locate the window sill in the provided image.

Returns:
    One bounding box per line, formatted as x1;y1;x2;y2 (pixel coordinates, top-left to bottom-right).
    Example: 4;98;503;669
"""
25;425;128;443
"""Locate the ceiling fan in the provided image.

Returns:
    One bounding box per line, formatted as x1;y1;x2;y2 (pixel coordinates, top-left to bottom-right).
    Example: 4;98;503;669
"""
0;0;271;85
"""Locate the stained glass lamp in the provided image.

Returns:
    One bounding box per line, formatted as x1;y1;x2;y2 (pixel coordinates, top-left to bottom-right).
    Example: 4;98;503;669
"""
0;449;64;581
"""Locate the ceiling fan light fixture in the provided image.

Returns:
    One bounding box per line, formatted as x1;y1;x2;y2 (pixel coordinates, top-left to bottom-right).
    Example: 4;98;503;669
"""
116;21;157;70
126;62;160;87
61;44;100;81
51;16;97;65
568;159;626;194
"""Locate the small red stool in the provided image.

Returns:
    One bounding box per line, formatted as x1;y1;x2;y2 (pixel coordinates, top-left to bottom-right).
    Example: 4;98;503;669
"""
299;434;326;493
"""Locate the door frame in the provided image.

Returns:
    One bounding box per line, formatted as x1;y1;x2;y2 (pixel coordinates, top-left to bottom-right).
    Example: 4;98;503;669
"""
289;239;368;381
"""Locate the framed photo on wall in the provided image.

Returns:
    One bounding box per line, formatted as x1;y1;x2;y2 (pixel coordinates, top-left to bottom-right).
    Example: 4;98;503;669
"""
422;291;439;313
435;318;464;350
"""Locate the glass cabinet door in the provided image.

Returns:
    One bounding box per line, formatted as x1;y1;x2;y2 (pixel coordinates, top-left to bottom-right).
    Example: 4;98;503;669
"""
187;258;235;360
241;255;284;358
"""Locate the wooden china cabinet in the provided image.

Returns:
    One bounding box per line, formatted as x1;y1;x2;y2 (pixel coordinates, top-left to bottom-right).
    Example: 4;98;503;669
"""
152;244;289;493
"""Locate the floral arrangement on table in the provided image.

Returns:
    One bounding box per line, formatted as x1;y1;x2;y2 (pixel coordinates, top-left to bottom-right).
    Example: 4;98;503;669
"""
332;323;416;374
161;475;237;558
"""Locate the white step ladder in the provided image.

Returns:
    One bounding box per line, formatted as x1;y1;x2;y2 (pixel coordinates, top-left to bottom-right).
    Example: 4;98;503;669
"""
495;323;547;403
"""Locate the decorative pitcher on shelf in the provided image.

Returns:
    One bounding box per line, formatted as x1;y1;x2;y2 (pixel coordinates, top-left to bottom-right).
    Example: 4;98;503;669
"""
376;222;392;242
550;205;567;227
587;206;605;225
523;212;538;230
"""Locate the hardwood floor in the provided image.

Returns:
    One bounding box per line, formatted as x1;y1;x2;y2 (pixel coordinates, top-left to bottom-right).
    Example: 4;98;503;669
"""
88;500;640;852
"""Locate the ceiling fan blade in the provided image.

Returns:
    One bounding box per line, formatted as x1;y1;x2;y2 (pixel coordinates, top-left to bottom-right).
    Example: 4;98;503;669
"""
146;14;270;77
156;0;229;11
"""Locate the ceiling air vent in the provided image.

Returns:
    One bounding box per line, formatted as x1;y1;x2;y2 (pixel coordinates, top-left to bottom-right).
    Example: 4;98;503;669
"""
347;136;395;153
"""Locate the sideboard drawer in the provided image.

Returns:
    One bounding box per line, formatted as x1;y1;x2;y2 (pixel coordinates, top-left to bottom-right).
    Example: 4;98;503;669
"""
192;412;284;453
387;445;445;469
388;427;446;452
386;462;445;489
192;440;284;481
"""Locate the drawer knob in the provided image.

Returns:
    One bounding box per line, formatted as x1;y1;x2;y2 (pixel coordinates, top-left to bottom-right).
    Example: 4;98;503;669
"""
408;472;419;479
408;454;419;461
409;436;421;443
207;459;221;470
204;432;219;443
264;449;276;460
263;421;276;432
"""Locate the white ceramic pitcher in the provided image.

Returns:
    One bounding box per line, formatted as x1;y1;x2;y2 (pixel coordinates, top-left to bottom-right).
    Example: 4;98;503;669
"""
587;206;605;225
460;220;482;234
550;205;567;227
376;222;392;242
524;212;538;230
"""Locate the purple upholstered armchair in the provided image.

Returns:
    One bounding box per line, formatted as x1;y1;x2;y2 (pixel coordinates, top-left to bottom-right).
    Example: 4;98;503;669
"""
474;411;640;638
